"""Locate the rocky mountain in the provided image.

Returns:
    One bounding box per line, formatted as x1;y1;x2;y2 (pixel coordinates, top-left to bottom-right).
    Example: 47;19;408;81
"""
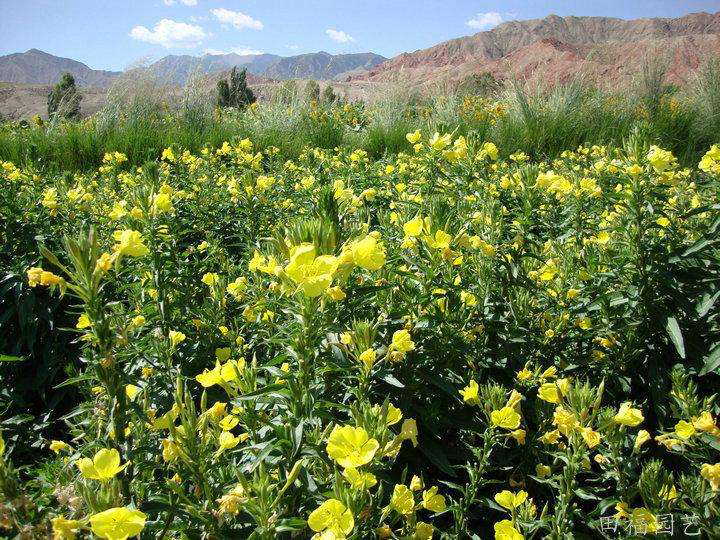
350;11;720;86
0;49;119;87
148;51;386;83
0;48;386;87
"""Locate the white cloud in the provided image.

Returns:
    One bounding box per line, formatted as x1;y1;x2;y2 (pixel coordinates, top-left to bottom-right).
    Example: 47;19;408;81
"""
286;44;300;51
163;0;198;5
211;8;263;30
467;12;503;30
130;19;207;49
204;46;263;56
326;29;354;43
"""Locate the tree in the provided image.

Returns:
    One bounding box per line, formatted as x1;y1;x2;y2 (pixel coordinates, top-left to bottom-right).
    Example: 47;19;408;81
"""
47;72;81;119
304;80;320;103
321;84;337;104
216;79;231;108
217;67;256;109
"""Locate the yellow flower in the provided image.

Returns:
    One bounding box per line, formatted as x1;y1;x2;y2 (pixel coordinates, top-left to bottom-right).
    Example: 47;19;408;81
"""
391;329;415;353
692;411;717;432
494;490;527;510
634;429;651;450
581;427;601;448
516;367;533;381
410;475;423;491
630;507;658;534
429;132;451;150
460;380;480;405
308;499;354;538
217;484;248;515
96;252;113;273
169;330;186;346
553;406;578;436
510;429;526;445
538;383;560;404
494;519;523;540
422;486;446;513
647;145;675;173
404;216;424;237
77;448;128;481
327;286;346;301
535;464;551;478
89;507;146;540
415;522;434;540
389;484;415;514
125;384;140;399
27;267;44;287
326;425;379;468
358;348;376;371
285;244;338;297
51;516;82;540
700;463;720;491
400;419;418;447
151;192;173;214
113;230;149;257
217;431;241;454
491;407;521;430
406;130;421;144
613;402;644;427
343;467;377;490
350;234;386;271
201;272;219;286
675;420;695;439
76;314;91;329
49;440;71;454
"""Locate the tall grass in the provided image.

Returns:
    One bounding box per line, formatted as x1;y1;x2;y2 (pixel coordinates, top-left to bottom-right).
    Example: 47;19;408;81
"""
1;63;719;172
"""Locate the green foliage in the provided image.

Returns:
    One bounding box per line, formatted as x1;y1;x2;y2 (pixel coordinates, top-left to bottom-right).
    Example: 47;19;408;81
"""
47;72;81;120
216;67;256;109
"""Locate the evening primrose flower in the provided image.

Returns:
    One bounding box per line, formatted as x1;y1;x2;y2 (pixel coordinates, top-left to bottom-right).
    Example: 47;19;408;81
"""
536;464;551;478
581;427;601;448
343;467;377;490
358;348;376;371
495;490;527;510
285;243;338;297
390;329;415;353
460;380;480;405
422;486;446;513
700;463;720;491
216;431;241;455
308;499;354;538
77;448;128;481
201;272;219;286
326;425;379;468
614;402;644;427
89;507;146;540
51;516;82;540
634;429;651;450
491;407;521;430
675;420;696;439
406;130;422;144
350;234;386;271
389;484;415;515
403;216;424;237
538;383;560;404
169;330;186;346
49;440;71;454
113;230;149;257
494;519;523;540
553;406;579;436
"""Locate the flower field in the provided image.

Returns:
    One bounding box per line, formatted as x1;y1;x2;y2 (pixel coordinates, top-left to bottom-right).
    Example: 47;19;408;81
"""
2;125;720;539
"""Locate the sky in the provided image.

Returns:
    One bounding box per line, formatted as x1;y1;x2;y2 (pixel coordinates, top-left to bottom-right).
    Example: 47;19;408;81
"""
1;0;719;71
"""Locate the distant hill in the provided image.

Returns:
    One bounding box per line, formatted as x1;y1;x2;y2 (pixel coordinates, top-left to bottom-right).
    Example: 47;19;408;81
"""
148;51;387;83
349;11;720;87
0;49;119;87
0;48;386;87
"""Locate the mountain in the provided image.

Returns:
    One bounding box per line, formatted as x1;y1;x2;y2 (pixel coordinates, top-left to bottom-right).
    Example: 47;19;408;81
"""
350;11;720;86
148;51;386;83
0;49;119;87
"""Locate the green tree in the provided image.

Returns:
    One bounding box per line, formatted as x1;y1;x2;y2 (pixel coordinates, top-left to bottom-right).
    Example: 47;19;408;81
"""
216;67;256;109
47;72;81;119
304;80;320;103
321;84;337;104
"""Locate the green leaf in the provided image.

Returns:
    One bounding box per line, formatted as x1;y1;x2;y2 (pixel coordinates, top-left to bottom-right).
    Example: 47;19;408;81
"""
665;317;685;359
232;384;287;402
0;355;25;362
699;343;720;376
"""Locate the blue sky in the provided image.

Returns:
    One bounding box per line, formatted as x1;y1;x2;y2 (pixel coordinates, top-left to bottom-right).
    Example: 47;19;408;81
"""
1;0;719;71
